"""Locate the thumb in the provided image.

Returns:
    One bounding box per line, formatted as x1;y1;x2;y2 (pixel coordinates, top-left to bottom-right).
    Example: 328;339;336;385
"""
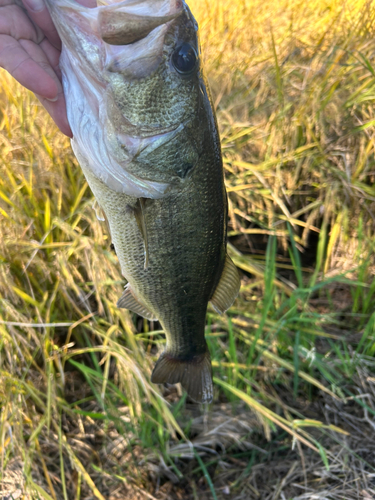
22;0;61;50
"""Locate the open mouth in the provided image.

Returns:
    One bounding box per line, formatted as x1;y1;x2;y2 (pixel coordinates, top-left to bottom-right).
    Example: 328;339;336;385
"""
51;0;187;81
66;0;184;46
97;1;184;46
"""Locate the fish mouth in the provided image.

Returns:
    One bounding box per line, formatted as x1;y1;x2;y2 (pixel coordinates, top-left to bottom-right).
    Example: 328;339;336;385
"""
96;0;184;46
45;0;198;197
51;0;184;45
47;0;187;81
97;0;185;82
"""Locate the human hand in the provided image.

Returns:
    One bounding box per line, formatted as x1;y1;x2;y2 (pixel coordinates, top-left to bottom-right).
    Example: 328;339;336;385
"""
0;0;96;137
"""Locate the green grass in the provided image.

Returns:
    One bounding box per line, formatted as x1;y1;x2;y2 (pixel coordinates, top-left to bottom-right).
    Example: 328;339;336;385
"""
1;0;375;499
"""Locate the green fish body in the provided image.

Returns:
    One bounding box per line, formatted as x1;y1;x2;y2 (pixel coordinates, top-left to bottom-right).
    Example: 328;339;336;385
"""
45;0;240;403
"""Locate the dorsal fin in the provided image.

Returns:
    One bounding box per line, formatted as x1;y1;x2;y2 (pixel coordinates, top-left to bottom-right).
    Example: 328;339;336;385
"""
117;284;157;321
210;254;240;314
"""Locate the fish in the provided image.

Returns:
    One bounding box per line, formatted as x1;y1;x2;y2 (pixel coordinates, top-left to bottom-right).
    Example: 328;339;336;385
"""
44;0;240;403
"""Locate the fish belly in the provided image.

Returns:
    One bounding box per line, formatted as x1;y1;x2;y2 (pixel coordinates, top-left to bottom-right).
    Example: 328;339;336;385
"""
80;152;226;403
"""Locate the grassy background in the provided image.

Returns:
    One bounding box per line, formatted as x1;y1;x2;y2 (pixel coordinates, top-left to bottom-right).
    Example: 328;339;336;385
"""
1;0;375;498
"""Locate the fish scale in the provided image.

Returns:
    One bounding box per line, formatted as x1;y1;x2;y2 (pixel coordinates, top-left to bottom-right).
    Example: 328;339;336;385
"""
82;126;225;353
45;0;240;403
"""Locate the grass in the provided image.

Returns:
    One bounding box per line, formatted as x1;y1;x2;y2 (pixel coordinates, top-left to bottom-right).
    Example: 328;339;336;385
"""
1;0;375;498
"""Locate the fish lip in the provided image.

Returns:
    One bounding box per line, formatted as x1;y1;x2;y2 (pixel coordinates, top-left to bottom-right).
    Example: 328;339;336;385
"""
98;1;185;46
46;0;198;197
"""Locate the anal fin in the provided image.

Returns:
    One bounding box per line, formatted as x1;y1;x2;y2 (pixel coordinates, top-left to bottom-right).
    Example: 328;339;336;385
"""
151;351;213;404
117;284;157;321
210;254;240;314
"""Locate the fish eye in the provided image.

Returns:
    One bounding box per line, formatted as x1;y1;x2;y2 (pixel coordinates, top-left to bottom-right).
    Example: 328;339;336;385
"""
172;43;198;75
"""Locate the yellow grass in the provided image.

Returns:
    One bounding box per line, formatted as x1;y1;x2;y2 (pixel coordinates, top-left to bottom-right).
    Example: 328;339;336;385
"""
1;0;375;499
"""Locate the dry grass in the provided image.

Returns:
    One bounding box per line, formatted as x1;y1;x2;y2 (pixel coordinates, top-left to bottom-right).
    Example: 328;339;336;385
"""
1;0;375;499
194;0;375;266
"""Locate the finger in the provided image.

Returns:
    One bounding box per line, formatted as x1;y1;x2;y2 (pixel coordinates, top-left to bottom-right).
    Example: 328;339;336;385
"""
19;38;62;91
0;4;43;43
19;38;72;136
0;35;58;99
22;0;61;50
39;37;62;81
36;92;73;137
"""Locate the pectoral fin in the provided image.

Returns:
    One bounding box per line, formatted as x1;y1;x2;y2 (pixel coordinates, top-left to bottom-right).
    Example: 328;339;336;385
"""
92;199;112;240
134;198;149;270
117;284;157;321
92;199;105;222
210;254;240;314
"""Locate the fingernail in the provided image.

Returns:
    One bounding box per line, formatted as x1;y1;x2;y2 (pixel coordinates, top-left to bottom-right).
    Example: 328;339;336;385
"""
46;95;58;102
23;0;45;13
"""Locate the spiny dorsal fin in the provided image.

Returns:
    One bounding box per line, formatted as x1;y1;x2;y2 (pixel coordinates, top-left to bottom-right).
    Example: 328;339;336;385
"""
210;254;240;314
151;351;213;404
117;284;157;321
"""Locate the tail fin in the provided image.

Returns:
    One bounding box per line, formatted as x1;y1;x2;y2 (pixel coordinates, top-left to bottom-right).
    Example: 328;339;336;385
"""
151;352;213;404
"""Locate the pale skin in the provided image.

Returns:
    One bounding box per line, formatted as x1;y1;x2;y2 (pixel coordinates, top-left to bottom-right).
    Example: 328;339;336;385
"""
0;0;96;137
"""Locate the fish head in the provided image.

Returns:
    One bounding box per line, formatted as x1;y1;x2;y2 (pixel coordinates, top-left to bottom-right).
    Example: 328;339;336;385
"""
45;0;216;197
100;0;202;135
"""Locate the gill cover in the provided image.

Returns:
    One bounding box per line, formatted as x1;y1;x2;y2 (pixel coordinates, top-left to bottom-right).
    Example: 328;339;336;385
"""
43;0;191;199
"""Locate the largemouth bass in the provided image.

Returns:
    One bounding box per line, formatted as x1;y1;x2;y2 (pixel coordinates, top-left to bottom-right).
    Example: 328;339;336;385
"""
45;0;240;403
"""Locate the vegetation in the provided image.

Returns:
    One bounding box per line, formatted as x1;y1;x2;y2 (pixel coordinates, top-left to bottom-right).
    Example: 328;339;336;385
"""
1;0;375;498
